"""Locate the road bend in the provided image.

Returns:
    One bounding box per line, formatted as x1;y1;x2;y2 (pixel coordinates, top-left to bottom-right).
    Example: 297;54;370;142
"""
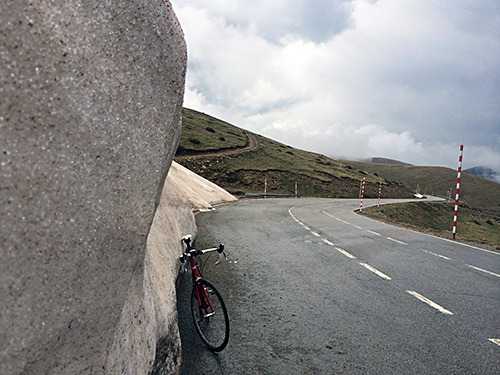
177;198;500;374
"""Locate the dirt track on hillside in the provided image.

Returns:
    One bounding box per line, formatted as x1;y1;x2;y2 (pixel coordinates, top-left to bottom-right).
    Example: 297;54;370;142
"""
174;132;259;161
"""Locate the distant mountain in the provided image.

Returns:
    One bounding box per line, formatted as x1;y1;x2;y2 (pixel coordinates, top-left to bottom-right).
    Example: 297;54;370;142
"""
464;166;500;183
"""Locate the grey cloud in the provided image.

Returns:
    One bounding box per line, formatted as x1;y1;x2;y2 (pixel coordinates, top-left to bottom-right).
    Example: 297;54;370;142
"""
173;0;500;173
273;0;355;43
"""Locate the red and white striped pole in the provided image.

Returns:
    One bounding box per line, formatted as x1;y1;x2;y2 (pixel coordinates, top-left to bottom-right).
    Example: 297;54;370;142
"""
378;180;382;207
452;145;464;240
360;175;366;211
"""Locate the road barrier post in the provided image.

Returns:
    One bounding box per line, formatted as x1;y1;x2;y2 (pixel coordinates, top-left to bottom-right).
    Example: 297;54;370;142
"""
378;180;382;207
360;175;366;211
452;145;464;240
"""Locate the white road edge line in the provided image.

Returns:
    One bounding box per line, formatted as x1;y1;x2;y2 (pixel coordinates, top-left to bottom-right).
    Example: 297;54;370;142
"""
406;291;454;315
422;249;451;260
488;338;500;347
359;263;391;280
466;265;500;278
367;230;381;236
386;237;408;245
336;247;356;259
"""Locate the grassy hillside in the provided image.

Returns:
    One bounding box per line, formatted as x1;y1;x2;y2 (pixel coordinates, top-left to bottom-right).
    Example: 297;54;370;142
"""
175;109;414;198
176;108;247;153
360;202;500;251
343;161;500;214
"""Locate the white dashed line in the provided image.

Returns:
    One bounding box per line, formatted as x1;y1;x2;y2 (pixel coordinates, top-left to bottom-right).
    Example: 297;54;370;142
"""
466;265;500;278
406;291;453;315
359;263;391;280
334;217;350;224
335;247;356;259
489;338;500;347
367;230;381;236
322;211;334;218
303;225;310;230
386;237;408;245
311;231;321;237
422;249;450;260
322;239;335;246
352;224;363;229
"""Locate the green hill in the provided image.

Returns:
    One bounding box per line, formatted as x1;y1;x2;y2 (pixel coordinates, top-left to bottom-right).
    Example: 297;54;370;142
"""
175;108;414;198
176;108;248;153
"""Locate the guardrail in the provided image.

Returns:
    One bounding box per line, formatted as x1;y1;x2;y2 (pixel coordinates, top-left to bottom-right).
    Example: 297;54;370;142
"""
245;193;300;198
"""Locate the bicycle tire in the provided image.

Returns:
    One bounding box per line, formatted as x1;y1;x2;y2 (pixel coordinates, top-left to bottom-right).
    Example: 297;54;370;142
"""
191;279;230;352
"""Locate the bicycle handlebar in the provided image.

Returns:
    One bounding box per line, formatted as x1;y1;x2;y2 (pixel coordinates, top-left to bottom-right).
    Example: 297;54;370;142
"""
180;236;227;265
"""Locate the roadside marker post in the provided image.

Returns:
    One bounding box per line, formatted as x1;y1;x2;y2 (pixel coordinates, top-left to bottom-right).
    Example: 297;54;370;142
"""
378;180;382;207
360;176;366;211
452;145;464;240
264;177;267;195
295;181;298;198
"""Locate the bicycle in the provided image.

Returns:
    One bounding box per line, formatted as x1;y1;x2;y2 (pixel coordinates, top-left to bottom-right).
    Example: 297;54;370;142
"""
180;235;230;352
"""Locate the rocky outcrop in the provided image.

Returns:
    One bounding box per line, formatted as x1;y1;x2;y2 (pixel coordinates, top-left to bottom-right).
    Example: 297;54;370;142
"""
1;1;186;374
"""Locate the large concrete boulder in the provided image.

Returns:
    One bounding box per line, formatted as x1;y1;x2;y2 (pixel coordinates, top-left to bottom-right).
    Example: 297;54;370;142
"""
0;1;186;374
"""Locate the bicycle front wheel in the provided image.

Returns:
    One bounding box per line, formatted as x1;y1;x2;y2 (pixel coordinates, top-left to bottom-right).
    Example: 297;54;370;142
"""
191;279;230;352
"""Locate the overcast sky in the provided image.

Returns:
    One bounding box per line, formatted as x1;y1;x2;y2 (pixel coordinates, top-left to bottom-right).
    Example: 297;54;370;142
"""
170;0;500;174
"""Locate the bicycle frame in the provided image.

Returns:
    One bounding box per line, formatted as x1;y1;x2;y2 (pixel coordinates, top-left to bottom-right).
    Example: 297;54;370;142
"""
189;254;215;318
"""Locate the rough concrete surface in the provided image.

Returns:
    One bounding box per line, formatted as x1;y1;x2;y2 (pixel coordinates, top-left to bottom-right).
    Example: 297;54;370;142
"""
1;1;187;374
106;173;197;375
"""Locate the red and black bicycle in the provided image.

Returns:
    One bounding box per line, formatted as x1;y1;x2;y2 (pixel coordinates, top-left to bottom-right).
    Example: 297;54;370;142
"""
180;235;230;352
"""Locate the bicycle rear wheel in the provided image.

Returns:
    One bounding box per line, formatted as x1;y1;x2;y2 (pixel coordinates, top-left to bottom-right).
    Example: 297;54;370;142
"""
191;279;230;352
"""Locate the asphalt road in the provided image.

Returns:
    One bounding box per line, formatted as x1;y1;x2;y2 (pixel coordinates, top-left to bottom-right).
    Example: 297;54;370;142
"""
177;198;500;374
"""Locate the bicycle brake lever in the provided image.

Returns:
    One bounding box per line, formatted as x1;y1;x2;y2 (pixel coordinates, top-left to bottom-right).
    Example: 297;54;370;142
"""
215;251;228;265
